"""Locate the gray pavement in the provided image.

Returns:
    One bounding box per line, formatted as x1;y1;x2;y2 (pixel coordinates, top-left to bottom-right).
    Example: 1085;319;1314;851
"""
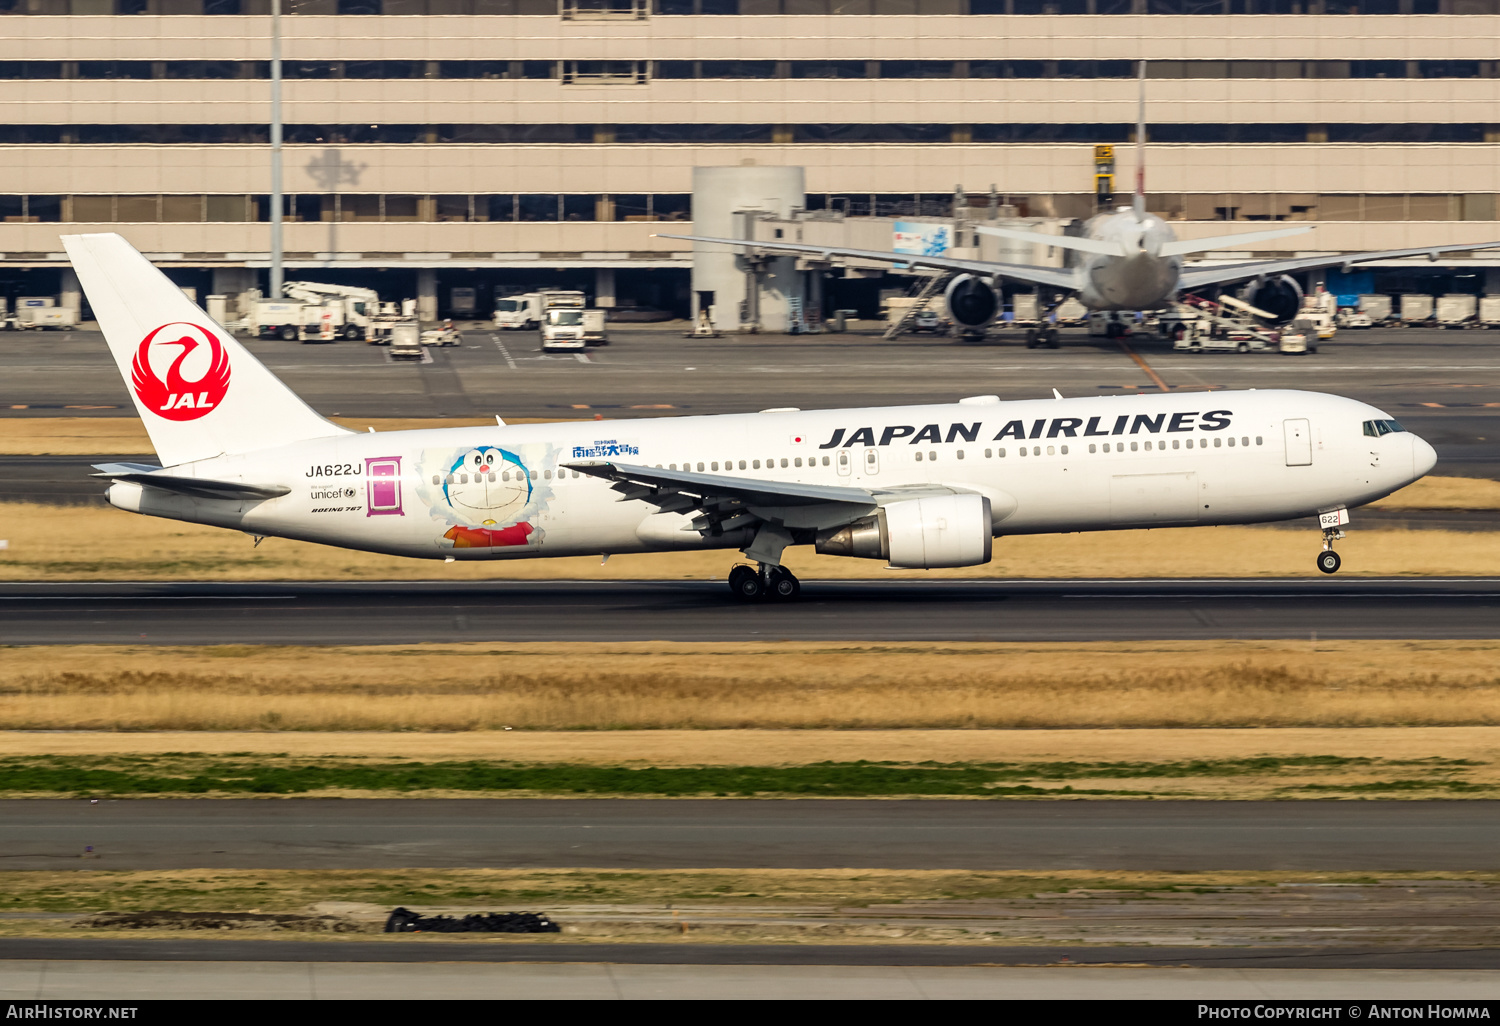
5;578;1500;645
7;799;1499;871
3;325;1499;476
4;959;1500;999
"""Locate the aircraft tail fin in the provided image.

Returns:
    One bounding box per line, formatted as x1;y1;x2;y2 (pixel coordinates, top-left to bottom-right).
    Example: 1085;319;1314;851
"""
1133;59;1147;221
63;232;350;468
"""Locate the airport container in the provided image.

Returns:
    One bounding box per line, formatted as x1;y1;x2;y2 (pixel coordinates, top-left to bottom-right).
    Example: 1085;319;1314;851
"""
1398;294;1434;324
1436;293;1477;328
1011;294;1039;325
1480;295;1500;328
1359;294;1393;322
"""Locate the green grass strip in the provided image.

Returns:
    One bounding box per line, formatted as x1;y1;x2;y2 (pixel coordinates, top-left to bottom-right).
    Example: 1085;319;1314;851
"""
0;754;1478;798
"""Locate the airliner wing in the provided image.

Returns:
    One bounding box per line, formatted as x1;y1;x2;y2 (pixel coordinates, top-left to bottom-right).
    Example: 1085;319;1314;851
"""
1178;240;1500;291
569;459;880;535
655;233;1077;291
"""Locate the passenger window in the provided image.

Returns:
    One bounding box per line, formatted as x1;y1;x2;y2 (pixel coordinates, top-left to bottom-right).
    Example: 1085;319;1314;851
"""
1144;441;1152;451
1256;436;1263;445
670;464;677;470
445;474;454;483
544;470;551;479
530;471;537;481
930;451;938;461
752;460;760;469
795;457;802;467
957;450;964;460
1130;442;1138;452
432;474;441;485
489;472;496;482
1046;445;1055;456
822;456;830;466
1242;437;1249;447
915;452;923;462
740;460;747;470
711;462;719;471
780;458;788;468
1102;444;1109;453
1172;440;1179;450
1088;444;1096;454
1184;439;1192;449
984;448;992;458
1018;447;1026;458
998;448;1006;457
1228;437;1235;447
697;462;705;472
1060;445;1068;455
1214;437;1222;448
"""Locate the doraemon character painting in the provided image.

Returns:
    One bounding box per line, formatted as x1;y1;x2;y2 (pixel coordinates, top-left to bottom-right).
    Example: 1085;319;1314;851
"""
444;446;530;523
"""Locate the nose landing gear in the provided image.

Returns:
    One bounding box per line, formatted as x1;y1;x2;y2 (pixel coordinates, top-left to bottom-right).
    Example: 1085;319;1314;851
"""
728;563;800;601
1315;506;1350;575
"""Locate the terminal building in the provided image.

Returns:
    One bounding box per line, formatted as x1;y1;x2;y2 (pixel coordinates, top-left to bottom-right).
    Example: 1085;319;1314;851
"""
2;2;1499;325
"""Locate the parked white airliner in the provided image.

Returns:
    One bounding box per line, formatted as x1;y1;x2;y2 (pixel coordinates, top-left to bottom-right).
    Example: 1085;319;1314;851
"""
70;233;1434;599
662;63;1499;342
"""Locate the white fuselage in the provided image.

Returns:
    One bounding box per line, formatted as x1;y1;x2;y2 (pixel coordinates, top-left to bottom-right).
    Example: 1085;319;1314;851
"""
105;389;1435;565
1072;209;1184;312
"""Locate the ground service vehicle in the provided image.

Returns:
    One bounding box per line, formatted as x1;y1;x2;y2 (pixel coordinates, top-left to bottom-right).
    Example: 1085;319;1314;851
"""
494;293;542;330
1436;293;1478;328
69;232;1440;602
1480;296;1500;328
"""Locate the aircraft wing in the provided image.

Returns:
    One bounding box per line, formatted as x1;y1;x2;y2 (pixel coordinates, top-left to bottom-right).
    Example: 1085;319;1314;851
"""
655;233;1077;291
1178;240;1500;292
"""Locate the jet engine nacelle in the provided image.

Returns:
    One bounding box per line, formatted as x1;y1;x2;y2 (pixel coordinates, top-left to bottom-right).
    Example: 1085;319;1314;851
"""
815;494;993;569
1240;275;1303;323
943;275;999;328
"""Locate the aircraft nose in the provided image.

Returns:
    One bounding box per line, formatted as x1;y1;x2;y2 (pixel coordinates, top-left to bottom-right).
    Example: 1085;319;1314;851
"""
1412;434;1437;479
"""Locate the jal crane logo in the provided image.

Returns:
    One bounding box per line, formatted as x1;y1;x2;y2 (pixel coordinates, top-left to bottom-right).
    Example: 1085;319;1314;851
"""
130;322;231;421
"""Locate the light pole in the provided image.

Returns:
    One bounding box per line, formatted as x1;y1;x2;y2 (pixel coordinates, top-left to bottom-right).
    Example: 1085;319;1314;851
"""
269;0;284;298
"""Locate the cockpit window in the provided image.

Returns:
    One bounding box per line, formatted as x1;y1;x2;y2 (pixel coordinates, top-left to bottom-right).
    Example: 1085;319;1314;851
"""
1363;419;1406;437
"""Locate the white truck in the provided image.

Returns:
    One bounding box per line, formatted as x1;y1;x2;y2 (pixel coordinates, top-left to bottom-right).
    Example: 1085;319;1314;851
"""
8;296;79;330
282;281;387;342
494;293;542;330
1436;293;1478;329
539;290;590;351
1480;295;1500;328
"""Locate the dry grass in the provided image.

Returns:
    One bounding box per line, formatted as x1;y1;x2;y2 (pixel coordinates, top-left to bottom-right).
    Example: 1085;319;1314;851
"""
6;639;1500;731
0;416;581;456
8;725;1500;766
5;500;1500;580
1370;474;1500;511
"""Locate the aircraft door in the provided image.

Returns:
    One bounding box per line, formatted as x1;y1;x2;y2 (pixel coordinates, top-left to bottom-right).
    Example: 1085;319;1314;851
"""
836;449;852;477
863;447;880;475
1283;419;1312;466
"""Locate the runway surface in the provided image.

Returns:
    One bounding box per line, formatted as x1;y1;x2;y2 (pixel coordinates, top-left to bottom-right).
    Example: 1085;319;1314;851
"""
7;958;1498;1000
6;578;1500;644
8;799;1498;871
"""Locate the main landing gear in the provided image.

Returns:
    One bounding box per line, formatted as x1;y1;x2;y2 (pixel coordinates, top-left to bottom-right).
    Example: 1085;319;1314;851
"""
1316;507;1350;574
728;563;801;601
1024;327;1060;349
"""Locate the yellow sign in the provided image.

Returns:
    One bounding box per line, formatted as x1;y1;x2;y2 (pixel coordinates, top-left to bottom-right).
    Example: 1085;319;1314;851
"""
1095;173;1114;198
1094;144;1115;164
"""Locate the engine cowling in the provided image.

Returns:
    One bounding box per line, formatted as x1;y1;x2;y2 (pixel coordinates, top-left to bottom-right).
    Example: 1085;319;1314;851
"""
1240;275;1303;323
943;275;999;328
815;494;993;569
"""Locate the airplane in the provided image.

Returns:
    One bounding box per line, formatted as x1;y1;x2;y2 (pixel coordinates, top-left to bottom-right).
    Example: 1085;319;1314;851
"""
68;232;1435;600
660;62;1500;347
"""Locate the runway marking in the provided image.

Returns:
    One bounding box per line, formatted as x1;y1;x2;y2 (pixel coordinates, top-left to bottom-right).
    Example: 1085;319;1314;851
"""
488;333;518;370
1116;341;1171;392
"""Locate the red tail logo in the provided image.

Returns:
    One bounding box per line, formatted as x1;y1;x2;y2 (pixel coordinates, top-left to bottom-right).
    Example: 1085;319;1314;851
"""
130;322;231;422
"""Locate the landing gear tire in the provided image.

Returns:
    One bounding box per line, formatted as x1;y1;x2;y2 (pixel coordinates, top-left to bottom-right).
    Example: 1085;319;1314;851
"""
1024;329;1038;349
768;567;801;601
1046;328;1060;349
1317;550;1341;575
729;565;763;601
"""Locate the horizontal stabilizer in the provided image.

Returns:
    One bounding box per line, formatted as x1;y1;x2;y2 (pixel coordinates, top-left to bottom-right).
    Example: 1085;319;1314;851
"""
92;466;290;501
974;225;1127;258
1157;225;1313;257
